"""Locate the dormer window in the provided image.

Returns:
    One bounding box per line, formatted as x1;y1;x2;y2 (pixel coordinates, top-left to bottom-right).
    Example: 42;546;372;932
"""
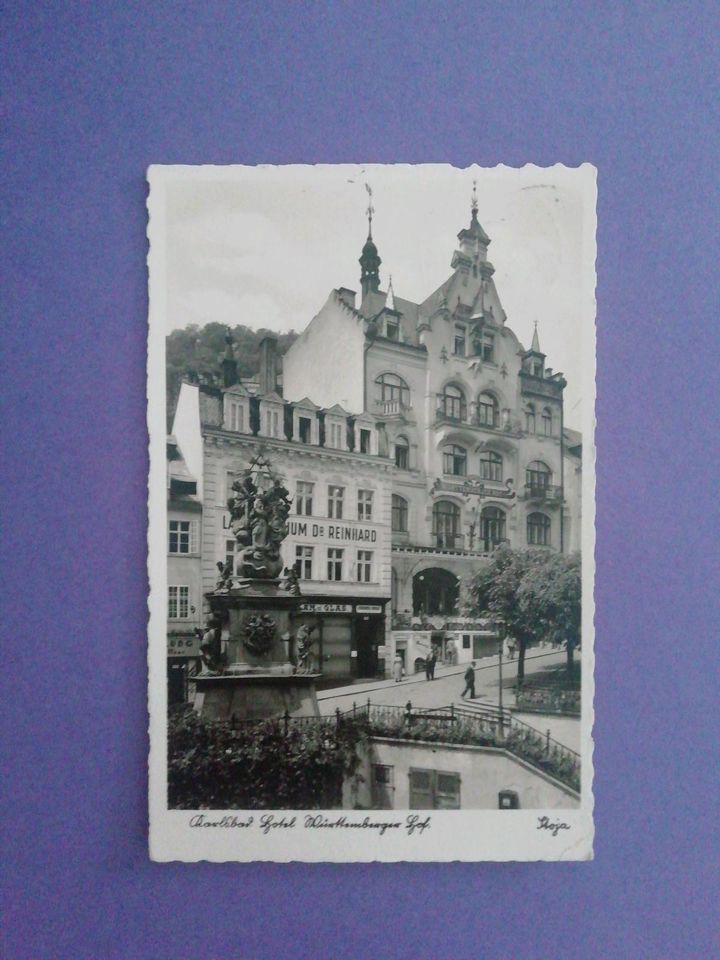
359;428;371;454
385;317;399;341
532;360;543;377
264;408;280;438
228;400;245;432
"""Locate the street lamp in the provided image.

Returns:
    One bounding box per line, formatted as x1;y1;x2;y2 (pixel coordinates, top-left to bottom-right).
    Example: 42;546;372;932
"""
496;618;506;737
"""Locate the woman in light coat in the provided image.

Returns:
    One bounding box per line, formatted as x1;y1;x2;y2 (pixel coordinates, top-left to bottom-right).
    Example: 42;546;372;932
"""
392;655;404;682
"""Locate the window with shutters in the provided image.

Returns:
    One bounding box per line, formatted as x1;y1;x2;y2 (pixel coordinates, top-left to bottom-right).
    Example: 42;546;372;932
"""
168;519;198;554
168;586;190;620
408;768;461;810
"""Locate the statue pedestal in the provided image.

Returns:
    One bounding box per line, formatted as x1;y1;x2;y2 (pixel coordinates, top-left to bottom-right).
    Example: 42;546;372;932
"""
192;580;321;721
193;672;320;722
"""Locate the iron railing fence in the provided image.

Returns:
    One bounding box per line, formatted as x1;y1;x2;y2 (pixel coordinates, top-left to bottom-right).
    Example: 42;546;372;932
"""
515;686;581;716
214;700;580;792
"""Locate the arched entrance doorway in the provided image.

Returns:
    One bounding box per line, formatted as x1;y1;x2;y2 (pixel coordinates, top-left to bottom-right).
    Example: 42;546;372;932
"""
412;567;458;617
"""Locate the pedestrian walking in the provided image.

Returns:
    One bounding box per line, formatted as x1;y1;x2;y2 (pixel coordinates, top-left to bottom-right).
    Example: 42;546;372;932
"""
461;661;476;700
507;638;516;660
392;654;403;683
427;647;437;680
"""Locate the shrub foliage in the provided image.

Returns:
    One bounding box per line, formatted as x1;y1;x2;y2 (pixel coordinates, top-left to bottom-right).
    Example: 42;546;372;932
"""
168;708;366;810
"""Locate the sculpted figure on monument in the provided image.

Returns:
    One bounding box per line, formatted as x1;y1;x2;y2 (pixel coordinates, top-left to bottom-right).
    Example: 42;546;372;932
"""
281;565;301;597
198;612;227;673
295;624;317;674
215;559;234;591
226;457;293;580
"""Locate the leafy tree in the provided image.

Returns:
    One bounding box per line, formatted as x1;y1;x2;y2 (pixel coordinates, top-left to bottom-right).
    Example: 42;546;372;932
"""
462;546;581;682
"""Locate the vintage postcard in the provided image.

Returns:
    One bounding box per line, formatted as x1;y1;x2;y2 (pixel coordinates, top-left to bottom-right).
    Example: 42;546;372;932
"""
147;163;596;861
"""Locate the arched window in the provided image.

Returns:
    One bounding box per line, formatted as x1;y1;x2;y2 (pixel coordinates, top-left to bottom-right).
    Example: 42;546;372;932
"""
480;450;503;482
432;500;460;549
394;435;409;470
524;402;536;433
526;460;551;493
440;384;466;421
392;494;408;532
442;444;467;477
480;506;506;551
542;406;553;436
477;391;499;428
527;512;551;546
376;373;410;408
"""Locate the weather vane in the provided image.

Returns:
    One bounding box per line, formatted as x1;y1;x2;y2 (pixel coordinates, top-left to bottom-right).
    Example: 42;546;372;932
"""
471;178;478;215
365;182;374;236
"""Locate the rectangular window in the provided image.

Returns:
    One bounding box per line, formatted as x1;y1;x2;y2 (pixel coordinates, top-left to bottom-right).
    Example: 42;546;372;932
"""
295;545;313;579
359;428;371;454
296;481;314;516
225;538;236;572
462;633;471;649
394;443;409;470
168;520;197;554
454;326;466;356
409;768;461;810
328;485;344;519
298;416;312;443
168;586;190;620
386;318;399;341
357;489;373;521
356;550;373;583
327;548;343;581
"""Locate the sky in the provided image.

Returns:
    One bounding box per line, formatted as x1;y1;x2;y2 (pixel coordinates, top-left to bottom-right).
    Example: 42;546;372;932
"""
161;165;595;430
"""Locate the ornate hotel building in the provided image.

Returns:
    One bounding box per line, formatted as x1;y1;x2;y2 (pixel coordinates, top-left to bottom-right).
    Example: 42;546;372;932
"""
283;192;581;670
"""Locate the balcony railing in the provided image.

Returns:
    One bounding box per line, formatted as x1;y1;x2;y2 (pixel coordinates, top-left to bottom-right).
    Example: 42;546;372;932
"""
524;483;563;502
376;398;411;417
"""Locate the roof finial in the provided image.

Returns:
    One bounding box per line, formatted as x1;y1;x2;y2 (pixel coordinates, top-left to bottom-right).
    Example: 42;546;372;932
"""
471;178;478;219
365;182;374;239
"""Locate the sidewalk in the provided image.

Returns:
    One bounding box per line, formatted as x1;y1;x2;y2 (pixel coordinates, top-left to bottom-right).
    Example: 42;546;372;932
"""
317;650;566;703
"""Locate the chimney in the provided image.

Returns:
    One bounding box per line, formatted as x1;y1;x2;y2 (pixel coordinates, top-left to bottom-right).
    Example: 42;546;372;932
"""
258;336;278;395
336;287;357;309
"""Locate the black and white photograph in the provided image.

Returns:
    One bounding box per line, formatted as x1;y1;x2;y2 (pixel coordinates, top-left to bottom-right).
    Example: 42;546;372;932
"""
147;164;596;861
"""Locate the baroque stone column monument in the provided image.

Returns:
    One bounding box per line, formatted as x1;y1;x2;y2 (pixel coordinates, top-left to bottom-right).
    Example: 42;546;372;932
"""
192;453;320;721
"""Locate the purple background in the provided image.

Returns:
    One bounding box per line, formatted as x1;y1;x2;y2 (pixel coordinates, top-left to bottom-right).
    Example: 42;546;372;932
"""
3;3;718;958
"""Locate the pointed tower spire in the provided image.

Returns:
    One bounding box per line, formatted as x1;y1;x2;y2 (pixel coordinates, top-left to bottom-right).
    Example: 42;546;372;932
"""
359;183;381;299
386;274;395;311
531;320;541;354
222;327;238;387
471;178;479;220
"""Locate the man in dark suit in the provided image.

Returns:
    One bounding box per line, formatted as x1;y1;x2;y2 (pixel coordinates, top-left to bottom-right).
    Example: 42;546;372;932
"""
461;661;476;700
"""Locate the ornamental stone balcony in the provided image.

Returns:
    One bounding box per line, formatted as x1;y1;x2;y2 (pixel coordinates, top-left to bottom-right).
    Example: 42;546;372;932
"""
523;482;564;503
